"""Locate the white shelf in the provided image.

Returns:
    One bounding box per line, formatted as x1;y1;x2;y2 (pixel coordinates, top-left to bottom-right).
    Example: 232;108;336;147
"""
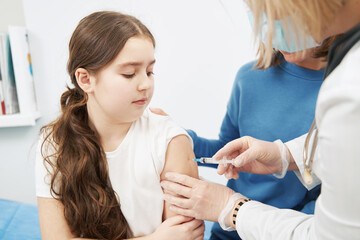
0;111;41;127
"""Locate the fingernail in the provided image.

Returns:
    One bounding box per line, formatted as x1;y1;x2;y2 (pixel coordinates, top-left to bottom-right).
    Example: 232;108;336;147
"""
234;157;243;167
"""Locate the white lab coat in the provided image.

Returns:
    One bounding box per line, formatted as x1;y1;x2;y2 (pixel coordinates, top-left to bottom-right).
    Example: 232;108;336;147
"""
235;41;360;240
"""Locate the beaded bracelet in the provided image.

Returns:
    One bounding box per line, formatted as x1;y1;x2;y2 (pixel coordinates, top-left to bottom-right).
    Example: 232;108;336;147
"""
232;198;251;225
218;193;244;231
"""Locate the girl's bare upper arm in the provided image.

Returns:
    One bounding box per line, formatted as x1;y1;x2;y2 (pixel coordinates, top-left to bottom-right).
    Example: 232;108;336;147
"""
160;135;199;220
37;197;75;240
38;197;155;240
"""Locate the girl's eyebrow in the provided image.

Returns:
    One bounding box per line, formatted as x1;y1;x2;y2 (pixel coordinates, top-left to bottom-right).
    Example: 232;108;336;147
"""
117;59;156;68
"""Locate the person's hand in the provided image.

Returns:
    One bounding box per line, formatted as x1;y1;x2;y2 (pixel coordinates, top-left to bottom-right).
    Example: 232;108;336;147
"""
214;136;284;179
149;107;168;116
161;172;235;222
151;215;204;240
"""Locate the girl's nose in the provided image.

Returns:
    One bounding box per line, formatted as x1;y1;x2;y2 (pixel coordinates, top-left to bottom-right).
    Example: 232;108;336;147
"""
138;73;152;91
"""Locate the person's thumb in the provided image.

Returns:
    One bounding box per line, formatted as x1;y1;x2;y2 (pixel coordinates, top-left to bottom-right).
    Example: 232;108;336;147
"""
163;215;193;226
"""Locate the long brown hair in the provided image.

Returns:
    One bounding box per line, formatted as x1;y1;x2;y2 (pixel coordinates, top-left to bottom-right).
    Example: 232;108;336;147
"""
40;11;155;239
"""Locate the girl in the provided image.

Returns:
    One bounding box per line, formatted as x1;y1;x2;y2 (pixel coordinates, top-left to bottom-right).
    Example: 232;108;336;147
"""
36;11;203;240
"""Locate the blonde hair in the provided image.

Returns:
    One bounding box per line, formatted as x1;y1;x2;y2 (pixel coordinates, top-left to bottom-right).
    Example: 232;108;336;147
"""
246;0;344;68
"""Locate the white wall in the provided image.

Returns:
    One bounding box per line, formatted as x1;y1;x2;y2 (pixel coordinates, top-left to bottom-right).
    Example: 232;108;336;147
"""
0;0;25;31
0;0;256;204
0;0;40;204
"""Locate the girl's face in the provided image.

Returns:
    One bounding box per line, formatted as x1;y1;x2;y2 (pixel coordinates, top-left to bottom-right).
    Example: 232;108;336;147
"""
89;36;155;124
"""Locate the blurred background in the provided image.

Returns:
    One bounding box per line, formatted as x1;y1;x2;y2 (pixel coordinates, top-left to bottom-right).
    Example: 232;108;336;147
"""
0;0;256;205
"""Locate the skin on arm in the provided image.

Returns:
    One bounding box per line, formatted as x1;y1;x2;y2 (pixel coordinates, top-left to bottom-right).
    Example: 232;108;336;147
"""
38;197;75;240
38;197;110;240
161;135;199;220
38;197;184;240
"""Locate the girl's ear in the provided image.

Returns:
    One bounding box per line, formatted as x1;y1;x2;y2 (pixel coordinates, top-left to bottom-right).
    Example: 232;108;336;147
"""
75;68;94;93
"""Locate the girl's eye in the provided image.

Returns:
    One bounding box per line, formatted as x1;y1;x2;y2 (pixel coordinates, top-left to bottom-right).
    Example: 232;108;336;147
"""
147;72;154;76
123;74;135;79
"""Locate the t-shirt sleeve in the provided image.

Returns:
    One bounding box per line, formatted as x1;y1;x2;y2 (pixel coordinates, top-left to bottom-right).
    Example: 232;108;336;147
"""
149;112;193;176
35;134;56;198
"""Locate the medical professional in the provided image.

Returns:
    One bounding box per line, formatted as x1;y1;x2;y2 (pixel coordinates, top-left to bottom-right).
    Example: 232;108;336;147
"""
186;26;339;240
187;36;339;240
160;0;360;239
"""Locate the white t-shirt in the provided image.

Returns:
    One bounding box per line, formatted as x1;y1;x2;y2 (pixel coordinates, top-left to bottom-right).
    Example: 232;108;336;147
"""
35;109;192;237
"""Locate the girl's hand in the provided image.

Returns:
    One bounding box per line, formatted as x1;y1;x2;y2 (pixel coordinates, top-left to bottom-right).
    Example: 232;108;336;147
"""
215;136;284;179
151;215;204;240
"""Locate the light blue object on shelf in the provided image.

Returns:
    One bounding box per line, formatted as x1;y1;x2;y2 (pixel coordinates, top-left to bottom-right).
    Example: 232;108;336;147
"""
0;199;41;240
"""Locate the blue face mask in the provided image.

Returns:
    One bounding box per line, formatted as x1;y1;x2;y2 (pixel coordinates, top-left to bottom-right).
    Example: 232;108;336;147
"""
247;12;319;52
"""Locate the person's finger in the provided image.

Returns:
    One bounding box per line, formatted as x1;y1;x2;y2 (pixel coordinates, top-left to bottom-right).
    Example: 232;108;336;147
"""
165;172;199;188
161;180;192;198
232;147;258;168
169;205;196;218
187;220;205;240
181;218;204;230
162;185;189;198
217;161;230;175
163;193;191;209
213;138;249;160
224;165;234;179
223;164;241;179
191;221;205;239
163;215;194;226
232;170;239;179
149;107;168;116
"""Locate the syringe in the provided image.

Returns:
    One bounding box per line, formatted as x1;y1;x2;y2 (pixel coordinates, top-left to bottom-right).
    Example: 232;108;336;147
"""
193;157;234;165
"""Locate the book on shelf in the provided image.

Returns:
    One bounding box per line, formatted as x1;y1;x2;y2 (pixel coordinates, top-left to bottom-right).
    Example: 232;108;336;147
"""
0;32;20;115
0;67;5;115
8;26;38;116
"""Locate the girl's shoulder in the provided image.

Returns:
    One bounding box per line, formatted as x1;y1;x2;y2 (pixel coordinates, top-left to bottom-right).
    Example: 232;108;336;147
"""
140;109;175;130
139;109;190;145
